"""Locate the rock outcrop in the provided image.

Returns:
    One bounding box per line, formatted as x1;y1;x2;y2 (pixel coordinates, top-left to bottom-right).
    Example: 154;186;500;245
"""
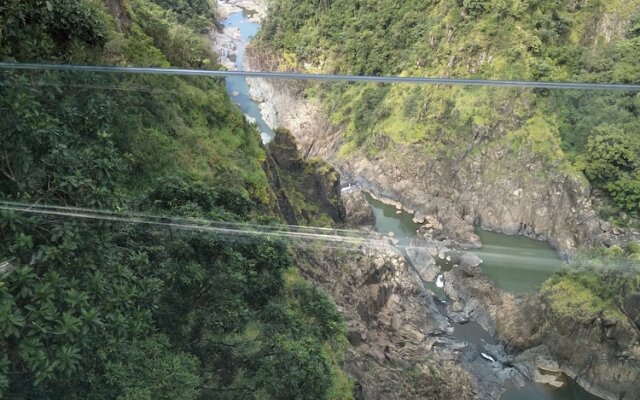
294;241;475;400
442;253;640;400
530;291;640;400
342;188;375;227
442;253;524;336
266;127;345;225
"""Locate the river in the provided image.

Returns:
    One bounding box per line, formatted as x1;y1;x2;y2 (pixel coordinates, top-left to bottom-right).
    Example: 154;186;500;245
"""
221;10;273;143
219;9;601;400
474;229;560;293
365;194;602;400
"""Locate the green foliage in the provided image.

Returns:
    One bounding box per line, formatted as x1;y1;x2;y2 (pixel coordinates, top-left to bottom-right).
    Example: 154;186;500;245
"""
130;0;216;67
627;241;640;255
543;246;640;320
253;335;332;399
0;0;217;68
142;176;254;218
583;127;639;184
150;0;216;32
582;127;640;214
258;0;640;213
0;0;108;62
105;335;202;400
0;1;352;399
607;173;640;214
462;0;488;18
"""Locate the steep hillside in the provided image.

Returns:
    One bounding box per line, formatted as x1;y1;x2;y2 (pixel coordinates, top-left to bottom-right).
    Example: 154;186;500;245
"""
248;1;640;398
0;1;354;398
251;0;640;251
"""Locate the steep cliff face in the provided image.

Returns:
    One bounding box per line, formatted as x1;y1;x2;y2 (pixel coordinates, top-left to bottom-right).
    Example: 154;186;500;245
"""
527;292;640;400
342;188;375;227
294;241;476;400
244;62;631;254
246;0;640;252
265;127;345;226
342;142;605;254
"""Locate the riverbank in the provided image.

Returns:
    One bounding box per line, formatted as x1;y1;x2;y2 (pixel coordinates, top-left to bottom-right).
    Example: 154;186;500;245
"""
213;4;273;142
215;0;267;20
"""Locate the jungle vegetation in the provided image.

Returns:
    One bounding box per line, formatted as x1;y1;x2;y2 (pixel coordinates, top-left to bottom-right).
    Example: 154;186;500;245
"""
256;0;640;215
0;1;353;398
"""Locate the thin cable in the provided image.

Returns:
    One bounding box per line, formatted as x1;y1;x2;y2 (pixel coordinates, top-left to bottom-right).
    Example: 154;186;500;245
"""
2;202;637;269
0;202;371;246
0;201;365;236
1;63;639;91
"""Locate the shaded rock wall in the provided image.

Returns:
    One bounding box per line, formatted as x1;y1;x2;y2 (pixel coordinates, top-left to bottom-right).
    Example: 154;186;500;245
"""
266;127;345;225
342;188;375;227
531;293;640;400
294;241;475;400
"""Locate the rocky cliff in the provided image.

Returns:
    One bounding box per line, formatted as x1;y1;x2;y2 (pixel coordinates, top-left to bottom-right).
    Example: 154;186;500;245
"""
293;240;477;399
438;248;640;400
529;289;640;399
264;127;345;226
246;49;640;256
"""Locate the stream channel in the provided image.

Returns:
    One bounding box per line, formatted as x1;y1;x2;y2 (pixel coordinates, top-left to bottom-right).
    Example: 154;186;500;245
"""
365;194;601;400
220;9;601;400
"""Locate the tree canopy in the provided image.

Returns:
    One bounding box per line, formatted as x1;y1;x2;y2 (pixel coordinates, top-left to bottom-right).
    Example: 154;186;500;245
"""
0;1;353;398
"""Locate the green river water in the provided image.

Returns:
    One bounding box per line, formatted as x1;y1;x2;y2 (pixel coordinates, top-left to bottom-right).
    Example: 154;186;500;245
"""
363;192;601;400
474;229;560;293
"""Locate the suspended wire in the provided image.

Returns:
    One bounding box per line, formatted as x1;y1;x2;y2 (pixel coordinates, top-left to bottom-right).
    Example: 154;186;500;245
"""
0;201;365;236
0;201;374;248
2;63;640;91
2;201;638;270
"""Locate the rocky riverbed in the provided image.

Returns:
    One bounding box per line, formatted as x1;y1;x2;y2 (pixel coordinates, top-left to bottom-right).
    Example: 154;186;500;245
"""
215;0;267;19
294;239;478;399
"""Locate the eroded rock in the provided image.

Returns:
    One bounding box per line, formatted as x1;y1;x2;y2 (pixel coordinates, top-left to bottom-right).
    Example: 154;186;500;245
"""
342;188;375;227
294;241;475;400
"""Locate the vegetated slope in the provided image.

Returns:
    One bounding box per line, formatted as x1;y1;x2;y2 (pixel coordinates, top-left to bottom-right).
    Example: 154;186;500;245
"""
255;0;640;222
0;1;353;399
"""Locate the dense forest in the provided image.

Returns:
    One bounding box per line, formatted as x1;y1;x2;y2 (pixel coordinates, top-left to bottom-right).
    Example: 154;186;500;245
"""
0;1;353;398
256;0;640;216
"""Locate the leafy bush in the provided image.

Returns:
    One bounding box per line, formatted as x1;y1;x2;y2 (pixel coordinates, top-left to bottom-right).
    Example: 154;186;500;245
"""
462;0;488;18
608;174;640;214
583;127;640;214
0;0;108;61
150;0;216;32
543;246;640;321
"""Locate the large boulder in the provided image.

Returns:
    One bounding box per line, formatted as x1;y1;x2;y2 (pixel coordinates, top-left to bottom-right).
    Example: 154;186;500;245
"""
342;188;375;227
